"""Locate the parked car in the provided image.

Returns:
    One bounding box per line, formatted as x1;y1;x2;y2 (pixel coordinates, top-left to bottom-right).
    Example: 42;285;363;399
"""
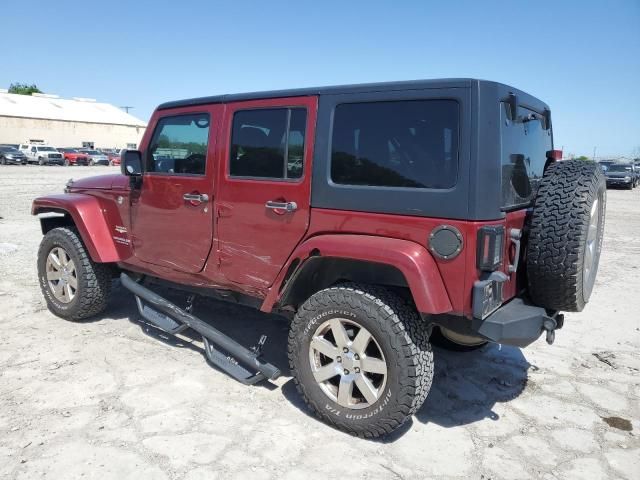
31;79;606;438
19;144;64;165
0;145;28;165
633;164;640;186
57;148;89;166
78;149;110;166
598;160;614;172
605;163;635;189
103;151;120;166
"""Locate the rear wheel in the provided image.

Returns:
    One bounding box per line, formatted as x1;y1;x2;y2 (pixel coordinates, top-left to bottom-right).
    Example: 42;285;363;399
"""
527;160;606;311
38;157;44;165
37;227;112;321
64;158;70;166
288;284;433;438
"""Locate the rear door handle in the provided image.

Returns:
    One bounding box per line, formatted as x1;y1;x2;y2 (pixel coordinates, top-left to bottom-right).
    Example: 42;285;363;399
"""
183;193;209;204
265;200;297;213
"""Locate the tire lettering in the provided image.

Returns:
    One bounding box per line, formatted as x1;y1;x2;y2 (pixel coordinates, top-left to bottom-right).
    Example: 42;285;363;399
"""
345;389;392;420
325;404;340;416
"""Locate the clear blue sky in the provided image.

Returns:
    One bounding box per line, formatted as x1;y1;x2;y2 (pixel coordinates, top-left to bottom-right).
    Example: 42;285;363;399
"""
2;0;639;158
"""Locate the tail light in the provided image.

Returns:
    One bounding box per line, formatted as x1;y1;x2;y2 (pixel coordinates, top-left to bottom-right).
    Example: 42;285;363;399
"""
476;226;505;271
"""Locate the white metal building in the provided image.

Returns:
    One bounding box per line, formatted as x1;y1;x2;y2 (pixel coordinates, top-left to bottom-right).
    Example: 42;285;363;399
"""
0;89;146;149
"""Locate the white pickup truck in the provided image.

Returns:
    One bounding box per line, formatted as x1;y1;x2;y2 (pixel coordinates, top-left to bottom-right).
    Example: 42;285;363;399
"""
19;143;64;165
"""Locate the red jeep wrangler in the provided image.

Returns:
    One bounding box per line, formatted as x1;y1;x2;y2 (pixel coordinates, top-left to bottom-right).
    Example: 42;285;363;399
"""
32;79;606;437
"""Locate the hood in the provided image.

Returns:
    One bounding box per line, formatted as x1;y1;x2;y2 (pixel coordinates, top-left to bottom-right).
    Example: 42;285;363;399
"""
68;174;129;190
605;171;632;178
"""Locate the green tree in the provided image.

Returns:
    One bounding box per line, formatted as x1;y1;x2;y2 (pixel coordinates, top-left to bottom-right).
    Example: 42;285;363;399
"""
8;83;42;95
576;155;590;161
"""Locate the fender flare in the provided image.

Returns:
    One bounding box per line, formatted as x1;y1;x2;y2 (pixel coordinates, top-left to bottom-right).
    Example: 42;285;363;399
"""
262;234;453;314
32;193;121;263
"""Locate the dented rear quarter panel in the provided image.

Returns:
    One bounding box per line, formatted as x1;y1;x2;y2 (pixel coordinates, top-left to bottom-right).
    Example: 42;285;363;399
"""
264;208;526;317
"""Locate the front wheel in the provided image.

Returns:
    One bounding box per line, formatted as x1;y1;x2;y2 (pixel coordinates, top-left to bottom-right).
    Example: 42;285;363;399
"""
288;284;434;438
64;158;70;166
37;227;112;321
38;157;45;165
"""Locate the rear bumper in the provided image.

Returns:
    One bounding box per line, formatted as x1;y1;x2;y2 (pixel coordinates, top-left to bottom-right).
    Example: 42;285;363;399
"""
472;297;562;347
425;297;563;348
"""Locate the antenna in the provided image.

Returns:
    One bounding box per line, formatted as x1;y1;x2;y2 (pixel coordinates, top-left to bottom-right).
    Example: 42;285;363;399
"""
120;106;134;113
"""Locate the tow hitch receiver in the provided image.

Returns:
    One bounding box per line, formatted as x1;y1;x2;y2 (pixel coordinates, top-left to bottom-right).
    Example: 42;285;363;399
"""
120;273;281;385
543;313;564;345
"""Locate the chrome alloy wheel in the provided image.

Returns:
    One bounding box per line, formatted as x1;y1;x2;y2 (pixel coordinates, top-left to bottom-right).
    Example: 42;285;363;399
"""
46;247;77;303
583;196;602;295
309;318;388;409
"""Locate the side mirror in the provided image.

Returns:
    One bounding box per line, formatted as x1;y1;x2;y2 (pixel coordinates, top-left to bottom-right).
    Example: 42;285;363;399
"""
121;150;142;176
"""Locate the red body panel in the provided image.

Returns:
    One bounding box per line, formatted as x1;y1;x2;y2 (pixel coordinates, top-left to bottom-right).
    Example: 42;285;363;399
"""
215;96;318;290
262;208;528;317
32;193;125;263
260;234;453;314
124;104;223;274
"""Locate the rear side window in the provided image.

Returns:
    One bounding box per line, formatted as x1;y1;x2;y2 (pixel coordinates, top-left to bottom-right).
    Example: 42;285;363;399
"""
500;103;552;208
330;100;459;189
230;108;307;179
147;113;210;175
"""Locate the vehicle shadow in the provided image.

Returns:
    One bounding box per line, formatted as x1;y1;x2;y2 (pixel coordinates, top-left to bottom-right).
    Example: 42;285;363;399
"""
103;281;533;438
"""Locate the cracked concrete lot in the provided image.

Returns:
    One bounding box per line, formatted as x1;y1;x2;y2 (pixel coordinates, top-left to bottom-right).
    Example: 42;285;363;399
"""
0;165;638;479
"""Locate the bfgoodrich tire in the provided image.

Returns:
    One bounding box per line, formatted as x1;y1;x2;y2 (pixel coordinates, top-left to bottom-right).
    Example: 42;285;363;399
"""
527;160;606;312
37;227;112;321
288;284;434;438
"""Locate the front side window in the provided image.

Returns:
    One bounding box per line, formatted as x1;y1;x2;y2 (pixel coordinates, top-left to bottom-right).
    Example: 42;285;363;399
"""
500;103;552;208
330;100;459;189
147;113;210;175
230;108;307;179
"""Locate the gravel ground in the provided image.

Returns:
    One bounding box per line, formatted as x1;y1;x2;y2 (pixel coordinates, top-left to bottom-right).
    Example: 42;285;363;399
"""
0;165;638;480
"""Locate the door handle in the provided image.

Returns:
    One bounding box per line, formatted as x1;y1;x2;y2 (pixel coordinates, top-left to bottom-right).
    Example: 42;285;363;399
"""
265;200;297;213
183;193;209;204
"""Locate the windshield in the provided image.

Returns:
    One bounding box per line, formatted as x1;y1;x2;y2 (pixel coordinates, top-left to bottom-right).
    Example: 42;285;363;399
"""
38;146;57;152
85;150;101;155
0;146;19;153
61;148;77;153
608;165;632;172
500;103;552;208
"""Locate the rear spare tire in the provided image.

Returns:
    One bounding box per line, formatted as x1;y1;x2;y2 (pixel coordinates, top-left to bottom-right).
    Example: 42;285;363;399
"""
527;160;606;312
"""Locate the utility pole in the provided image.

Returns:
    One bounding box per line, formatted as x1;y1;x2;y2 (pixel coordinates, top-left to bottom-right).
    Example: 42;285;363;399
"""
120;106;134;113
592;146;597;161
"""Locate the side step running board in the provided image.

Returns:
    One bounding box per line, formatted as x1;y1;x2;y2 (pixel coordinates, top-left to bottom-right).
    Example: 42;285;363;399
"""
120;273;281;385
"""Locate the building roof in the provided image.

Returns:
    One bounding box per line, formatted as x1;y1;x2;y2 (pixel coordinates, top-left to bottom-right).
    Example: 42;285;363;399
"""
0;91;146;127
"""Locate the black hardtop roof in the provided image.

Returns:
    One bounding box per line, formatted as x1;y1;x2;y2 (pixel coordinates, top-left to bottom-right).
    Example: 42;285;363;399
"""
158;78;512;110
